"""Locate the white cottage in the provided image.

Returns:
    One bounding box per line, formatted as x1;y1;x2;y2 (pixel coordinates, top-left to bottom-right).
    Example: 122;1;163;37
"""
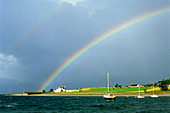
54;86;66;93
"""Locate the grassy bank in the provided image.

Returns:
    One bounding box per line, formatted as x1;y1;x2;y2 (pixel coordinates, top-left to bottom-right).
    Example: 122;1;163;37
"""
77;86;170;93
6;86;170;97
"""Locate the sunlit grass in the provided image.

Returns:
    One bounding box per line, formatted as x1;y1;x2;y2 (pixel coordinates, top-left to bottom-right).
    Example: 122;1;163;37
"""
77;87;162;93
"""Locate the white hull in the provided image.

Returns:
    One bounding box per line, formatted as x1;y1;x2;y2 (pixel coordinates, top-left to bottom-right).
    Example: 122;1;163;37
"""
136;85;145;98
151;94;158;98
151;84;158;98
136;95;145;98
103;73;116;100
103;94;116;100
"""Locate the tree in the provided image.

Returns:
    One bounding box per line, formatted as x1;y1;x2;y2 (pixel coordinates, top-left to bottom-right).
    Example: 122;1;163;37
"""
43;90;46;93
115;83;119;87
50;89;54;92
158;79;169;91
154;83;158;86
143;78;169;91
159;84;168;91
144;89;147;93
118;85;122;88
144;83;152;87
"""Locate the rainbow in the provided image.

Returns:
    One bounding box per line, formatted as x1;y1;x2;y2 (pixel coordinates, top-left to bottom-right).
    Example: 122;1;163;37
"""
38;7;170;92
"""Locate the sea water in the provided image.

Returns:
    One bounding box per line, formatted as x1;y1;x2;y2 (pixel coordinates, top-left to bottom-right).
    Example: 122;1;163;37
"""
0;96;170;113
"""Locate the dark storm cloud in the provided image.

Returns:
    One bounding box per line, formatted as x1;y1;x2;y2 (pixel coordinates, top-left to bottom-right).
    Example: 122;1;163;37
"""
0;0;170;93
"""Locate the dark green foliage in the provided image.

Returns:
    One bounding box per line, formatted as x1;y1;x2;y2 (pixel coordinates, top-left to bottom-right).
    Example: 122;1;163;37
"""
159;85;168;91
49;89;54;92
158;78;170;91
144;89;147;93
154;83;158;86
144;78;170;90
158;78;170;85
43;90;46;93
118;85;122;88
115;83;119;87
144;83;153;87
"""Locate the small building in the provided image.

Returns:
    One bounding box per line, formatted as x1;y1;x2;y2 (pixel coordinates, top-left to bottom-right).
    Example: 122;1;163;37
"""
66;90;79;92
54;86;66;93
66;90;73;92
130;84;140;87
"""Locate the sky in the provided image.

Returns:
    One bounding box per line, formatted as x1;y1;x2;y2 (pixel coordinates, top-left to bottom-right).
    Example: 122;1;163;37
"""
0;0;170;94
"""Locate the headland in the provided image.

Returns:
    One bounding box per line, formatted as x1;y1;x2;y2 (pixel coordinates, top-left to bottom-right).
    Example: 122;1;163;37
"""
6;86;170;97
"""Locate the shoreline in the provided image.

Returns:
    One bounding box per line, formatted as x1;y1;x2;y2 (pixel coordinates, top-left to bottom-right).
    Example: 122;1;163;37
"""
6;93;170;97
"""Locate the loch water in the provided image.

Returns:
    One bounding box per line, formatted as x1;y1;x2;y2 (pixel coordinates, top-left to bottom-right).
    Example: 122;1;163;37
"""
0;96;170;113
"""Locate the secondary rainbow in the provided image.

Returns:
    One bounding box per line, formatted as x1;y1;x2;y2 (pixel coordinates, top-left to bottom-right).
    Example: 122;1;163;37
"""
38;7;170;92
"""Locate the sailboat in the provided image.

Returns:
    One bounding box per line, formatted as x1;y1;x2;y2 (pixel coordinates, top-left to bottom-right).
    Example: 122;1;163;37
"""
103;73;116;100
151;84;158;98
136;84;145;98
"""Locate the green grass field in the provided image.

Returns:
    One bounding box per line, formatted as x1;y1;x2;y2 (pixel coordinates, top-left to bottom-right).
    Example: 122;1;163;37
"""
78;87;159;93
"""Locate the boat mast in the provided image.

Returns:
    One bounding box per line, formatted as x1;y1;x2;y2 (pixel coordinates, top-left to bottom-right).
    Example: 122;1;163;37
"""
107;72;109;93
153;84;154;95
139;84;140;95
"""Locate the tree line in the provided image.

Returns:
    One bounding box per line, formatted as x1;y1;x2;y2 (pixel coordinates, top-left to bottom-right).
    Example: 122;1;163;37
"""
144;78;170;91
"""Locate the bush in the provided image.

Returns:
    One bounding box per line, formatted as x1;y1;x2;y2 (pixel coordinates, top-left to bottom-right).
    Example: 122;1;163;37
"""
144;89;147;93
115;83;118;87
50;89;54;92
160;85;168;91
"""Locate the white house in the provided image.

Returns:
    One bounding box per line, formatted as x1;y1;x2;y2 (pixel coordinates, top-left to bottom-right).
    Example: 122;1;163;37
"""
54;86;80;93
54;86;66;93
130;84;140;87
